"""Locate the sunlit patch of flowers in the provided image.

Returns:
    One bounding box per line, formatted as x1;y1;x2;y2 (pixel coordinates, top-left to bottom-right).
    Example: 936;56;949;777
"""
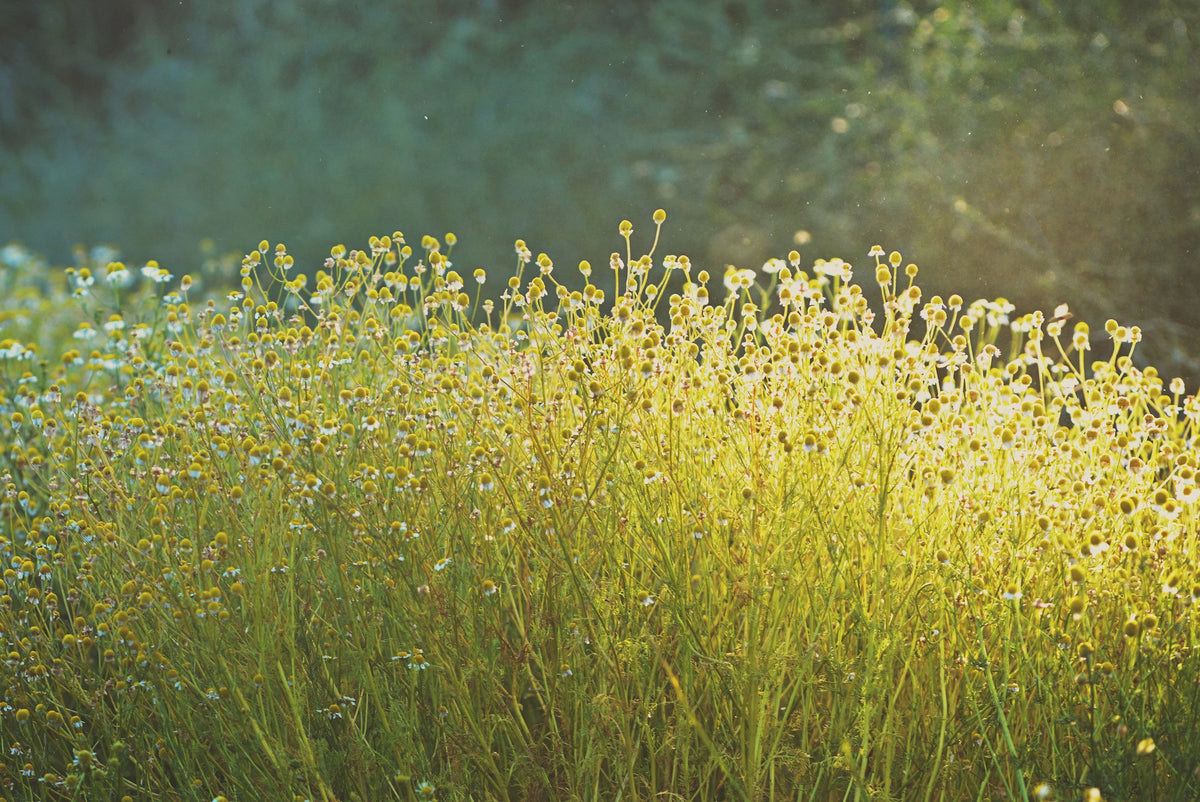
0;213;1198;800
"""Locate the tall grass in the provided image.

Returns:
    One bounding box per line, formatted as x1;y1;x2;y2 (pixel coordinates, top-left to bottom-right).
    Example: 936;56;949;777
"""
1;215;1199;800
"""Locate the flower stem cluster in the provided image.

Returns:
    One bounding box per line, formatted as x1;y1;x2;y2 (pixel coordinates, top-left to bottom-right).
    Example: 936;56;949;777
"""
0;214;1195;799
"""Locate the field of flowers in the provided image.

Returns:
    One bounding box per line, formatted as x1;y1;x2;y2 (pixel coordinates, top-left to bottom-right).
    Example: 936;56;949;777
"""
1;214;1199;801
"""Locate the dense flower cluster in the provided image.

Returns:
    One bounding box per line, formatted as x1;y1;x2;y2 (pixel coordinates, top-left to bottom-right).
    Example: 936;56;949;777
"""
0;214;1197;800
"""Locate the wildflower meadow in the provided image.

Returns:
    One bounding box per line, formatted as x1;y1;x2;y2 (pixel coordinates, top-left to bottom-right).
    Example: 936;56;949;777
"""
1;213;1198;800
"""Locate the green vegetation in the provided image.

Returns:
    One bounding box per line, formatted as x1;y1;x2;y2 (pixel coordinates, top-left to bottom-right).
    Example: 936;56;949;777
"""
3;1;1198;382
2;213;1199;800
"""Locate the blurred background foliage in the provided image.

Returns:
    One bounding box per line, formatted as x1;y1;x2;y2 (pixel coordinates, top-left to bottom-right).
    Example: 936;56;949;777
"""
1;0;1197;380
